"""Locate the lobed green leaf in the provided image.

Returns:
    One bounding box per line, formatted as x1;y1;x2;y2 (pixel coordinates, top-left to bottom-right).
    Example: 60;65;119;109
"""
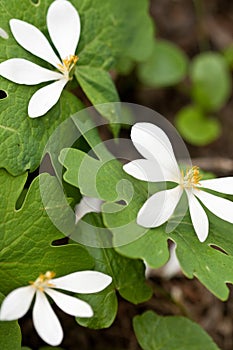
0;170;93;295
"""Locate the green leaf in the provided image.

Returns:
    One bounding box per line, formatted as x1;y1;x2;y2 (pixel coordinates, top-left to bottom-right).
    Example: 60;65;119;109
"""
190;52;231;111
173;211;233;300
113;207;233;300
112;209;233;301
76;285;117;329
0;79;83;176
85;237;152;304
0;1;85;176
0;0;154;174
133;311;220;350
60;144;233;300
112;227;169;269
75;66;120;135
138;40;188;87
115;56;136;75
74;215;152;329
116;0;154;64
0;293;22;350
76;0;154;68
0;169;93;295
175;105;221;146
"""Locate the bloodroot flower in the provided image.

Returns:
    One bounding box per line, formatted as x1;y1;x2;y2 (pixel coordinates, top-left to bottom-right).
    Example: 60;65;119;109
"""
0;270;112;346
123;122;233;242
0;0;80;118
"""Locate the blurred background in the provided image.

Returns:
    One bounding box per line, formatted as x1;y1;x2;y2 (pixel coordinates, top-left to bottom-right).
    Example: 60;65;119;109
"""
117;0;233;176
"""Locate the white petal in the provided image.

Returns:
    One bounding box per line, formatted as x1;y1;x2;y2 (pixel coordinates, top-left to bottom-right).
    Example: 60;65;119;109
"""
162;243;181;278
0;58;63;85
144;261;153;279
123;159;176;182
199;177;233;195
194;189;233;224
45;289;93;317
186;191;209;242
47;0;81;59
28;78;67;118
131;123;180;182
137;186;183;228
75;196;102;224
52;271;112;294
10;19;61;68
0;286;35;321
33;290;63;346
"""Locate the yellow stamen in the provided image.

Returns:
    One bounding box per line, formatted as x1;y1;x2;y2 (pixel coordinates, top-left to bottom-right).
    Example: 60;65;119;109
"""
57;55;79;77
192;166;202;184
44;271;56;279
29;271;56;292
181;166;202;189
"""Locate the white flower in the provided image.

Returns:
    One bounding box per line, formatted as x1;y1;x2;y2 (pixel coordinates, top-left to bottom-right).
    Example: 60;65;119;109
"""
123;122;233;242
0;0;80;118
0;270;112;346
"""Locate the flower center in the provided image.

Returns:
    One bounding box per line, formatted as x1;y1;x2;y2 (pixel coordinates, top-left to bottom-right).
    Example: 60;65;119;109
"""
57;55;79;79
181;166;202;189
29;271;56;292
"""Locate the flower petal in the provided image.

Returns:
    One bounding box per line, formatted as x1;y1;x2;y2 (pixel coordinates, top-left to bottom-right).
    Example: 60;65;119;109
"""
47;0;81;59
10;19;61;68
130;123;180;182
52;271;112;294
186;191;209;242
123;159;176;182
199;177;233;195
33;290;63;346
194;189;233;224
75;196;102;223
45;289;93;317
0;58;63;85
162;243;181;278
28;78;67;118
0;286;35;321
137;186;183;228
